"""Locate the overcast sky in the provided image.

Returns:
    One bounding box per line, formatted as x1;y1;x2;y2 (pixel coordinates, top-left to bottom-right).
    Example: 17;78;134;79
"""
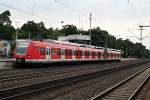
0;0;150;48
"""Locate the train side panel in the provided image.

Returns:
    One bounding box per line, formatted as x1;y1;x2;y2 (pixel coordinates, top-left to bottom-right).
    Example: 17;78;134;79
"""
14;40;122;64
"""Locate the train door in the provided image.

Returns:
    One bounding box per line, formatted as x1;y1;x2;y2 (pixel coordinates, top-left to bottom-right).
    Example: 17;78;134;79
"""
103;49;107;60
46;47;50;62
40;47;46;60
72;49;76;61
61;48;65;61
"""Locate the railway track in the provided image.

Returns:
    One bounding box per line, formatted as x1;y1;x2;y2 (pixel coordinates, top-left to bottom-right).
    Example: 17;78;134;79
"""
0;60;148;92
90;68;150;100
0;61;120;77
0;60;146;82
0;60;145;77
0;61;143;84
0;62;148;100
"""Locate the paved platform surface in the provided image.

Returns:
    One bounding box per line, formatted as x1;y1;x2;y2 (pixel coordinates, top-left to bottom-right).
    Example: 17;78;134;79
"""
0;58;15;62
0;58;138;62
0;57;138;69
0;58;14;69
121;58;138;61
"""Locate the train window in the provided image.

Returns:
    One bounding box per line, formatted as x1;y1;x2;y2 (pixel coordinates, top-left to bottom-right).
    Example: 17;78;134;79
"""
87;51;90;56
69;49;72;56
35;46;39;53
116;54;118;58
67;49;70;56
86;51;89;56
65;49;69;56
114;53;116;58
84;51;87;56
75;50;78;56
51;48;55;55
87;52;89;56
40;48;45;55
57;49;61;55
111;53;113;58
61;49;65;55
67;50;69;56
16;47;26;54
92;51;96;56
72;50;74;55
107;53;109;57
103;53;105;57
74;50;76;55
74;50;76;56
79;51;82;56
49;48;51;55
103;52;106;58
98;52;101;57
117;54;120;58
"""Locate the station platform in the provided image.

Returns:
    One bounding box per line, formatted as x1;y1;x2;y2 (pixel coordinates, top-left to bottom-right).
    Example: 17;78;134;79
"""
0;57;15;62
121;58;138;61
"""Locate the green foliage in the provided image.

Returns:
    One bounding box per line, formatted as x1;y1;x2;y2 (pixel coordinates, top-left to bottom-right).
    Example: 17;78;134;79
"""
0;10;15;40
0;10;11;26
0;25;15;40
60;24;79;36
0;10;150;58
47;28;64;40
21;21;47;40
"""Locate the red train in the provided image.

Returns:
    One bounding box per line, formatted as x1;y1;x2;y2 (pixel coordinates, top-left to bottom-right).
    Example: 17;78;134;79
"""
13;40;122;64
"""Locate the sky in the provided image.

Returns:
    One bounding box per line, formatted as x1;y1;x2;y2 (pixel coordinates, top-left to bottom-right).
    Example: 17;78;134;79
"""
0;0;150;49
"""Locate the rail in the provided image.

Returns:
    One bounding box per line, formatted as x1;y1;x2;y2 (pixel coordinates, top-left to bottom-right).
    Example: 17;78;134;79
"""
0;63;144;100
90;68;150;100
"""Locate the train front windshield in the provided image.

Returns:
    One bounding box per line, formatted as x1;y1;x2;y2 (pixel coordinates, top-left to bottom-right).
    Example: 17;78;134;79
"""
16;47;27;55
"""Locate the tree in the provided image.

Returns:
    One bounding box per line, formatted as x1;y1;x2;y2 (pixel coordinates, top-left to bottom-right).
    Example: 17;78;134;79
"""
47;28;64;40
0;10;11;26
21;21;47;39
90;27;113;47
0;10;15;40
60;24;79;36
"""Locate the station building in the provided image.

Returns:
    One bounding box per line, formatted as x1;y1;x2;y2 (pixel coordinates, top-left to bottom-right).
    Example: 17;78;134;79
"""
58;34;90;45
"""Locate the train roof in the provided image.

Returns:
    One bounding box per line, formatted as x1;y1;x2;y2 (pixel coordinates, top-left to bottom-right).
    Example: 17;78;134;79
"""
17;39;121;52
16;39;31;47
42;39;122;52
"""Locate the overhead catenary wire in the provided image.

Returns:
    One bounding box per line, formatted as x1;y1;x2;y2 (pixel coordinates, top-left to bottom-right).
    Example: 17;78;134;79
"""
127;0;147;42
127;0;142;24
54;0;87;17
11;0;62;18
0;2;34;16
128;29;140;40
127;0;150;44
0;2;52;24
142;32;150;40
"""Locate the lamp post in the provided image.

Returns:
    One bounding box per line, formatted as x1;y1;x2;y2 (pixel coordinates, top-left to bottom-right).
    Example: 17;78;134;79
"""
15;21;20;42
138;25;150;59
89;12;92;45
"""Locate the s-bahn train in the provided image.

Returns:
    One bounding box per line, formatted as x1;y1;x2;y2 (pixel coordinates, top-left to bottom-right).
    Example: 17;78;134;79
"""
13;39;122;64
